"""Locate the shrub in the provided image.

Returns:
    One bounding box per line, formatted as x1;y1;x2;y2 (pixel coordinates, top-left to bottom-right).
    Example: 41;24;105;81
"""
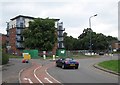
2;53;9;65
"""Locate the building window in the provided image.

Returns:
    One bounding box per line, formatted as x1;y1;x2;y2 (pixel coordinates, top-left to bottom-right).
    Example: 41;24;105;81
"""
16;29;21;34
20;23;23;27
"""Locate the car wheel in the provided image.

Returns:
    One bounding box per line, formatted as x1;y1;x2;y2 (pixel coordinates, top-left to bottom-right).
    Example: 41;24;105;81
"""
56;64;58;67
75;67;78;69
62;64;65;69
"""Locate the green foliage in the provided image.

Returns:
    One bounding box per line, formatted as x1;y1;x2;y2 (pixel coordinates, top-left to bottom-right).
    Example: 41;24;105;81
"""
98;60;120;73
2;53;9;65
64;28;118;51
22;18;57;51
7;54;22;58
64;32;79;50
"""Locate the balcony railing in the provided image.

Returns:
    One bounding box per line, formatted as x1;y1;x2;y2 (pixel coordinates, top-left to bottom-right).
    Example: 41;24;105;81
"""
57;28;65;31
16;36;24;42
16;44;24;48
16;38;24;42
58;32;63;37
16;29;23;35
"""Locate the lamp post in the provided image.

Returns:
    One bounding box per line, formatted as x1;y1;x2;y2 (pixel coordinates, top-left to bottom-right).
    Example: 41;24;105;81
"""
89;14;97;55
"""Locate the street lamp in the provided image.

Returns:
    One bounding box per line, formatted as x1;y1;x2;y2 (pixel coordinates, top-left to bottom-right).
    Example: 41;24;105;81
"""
89;14;97;54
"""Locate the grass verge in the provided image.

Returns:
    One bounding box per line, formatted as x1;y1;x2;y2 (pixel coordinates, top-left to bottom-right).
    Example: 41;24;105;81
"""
98;60;120;73
7;54;22;58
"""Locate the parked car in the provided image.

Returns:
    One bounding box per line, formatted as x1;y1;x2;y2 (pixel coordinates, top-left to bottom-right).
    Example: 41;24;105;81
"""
22;59;29;63
99;52;104;55
56;58;79;69
22;59;26;63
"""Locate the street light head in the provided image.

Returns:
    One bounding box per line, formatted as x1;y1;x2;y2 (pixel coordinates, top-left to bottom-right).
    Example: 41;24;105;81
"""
94;14;97;16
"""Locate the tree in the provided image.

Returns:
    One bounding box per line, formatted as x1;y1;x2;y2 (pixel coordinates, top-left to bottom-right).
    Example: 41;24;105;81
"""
22;18;57;51
78;28;118;52
63;32;73;50
63;28;118;51
63;32;80;50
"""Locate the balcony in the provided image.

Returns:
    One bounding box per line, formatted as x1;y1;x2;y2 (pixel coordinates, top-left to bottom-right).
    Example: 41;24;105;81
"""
16;25;25;29
58;43;64;49
16;43;24;49
16;36;24;42
16;29;23;35
58;31;63;37
16;45;24;49
16;38;24;42
6;37;9;41
57;27;65;31
6;22;9;31
6;33;9;37
6;28;9;31
57;22;65;31
58;37;63;42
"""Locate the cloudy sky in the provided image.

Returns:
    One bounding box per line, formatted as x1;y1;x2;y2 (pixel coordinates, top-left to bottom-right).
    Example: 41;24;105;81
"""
0;0;119;39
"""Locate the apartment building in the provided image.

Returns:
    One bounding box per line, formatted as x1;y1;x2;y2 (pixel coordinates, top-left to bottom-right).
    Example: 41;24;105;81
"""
6;15;65;55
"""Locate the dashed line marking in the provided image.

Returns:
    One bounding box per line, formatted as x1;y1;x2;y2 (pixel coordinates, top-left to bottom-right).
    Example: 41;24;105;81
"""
24;78;33;84
44;77;53;83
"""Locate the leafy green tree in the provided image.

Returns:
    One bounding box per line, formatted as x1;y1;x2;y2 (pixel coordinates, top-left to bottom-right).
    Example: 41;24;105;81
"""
22;18;57;51
63;32;74;50
78;28;118;52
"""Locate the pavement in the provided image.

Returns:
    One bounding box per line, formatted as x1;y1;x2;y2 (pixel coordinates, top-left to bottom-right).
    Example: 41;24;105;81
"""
2;58;32;83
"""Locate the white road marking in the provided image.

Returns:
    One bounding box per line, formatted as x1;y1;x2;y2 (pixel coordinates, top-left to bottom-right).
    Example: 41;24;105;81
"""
34;66;44;85
19;67;28;83
45;69;61;83
44;77;53;83
24;78;33;84
19;69;23;83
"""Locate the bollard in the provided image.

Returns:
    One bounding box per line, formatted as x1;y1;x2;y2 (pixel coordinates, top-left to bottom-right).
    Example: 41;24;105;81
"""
43;51;46;59
53;55;55;60
43;55;46;59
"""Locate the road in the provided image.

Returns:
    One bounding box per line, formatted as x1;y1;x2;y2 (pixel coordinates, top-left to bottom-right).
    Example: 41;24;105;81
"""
2;58;31;83
2;55;119;85
47;56;119;83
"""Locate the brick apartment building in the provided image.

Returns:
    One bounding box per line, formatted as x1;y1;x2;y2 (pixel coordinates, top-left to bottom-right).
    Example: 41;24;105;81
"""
6;15;65;55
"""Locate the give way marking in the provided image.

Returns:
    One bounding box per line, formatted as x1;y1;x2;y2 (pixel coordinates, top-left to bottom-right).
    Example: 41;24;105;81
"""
44;77;53;83
24;78;33;84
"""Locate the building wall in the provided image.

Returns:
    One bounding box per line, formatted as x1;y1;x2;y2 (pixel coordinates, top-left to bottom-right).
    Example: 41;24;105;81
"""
24;18;33;27
9;19;16;29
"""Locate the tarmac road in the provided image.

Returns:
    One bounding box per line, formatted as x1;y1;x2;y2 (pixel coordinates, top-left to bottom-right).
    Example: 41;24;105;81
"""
47;55;119;84
2;58;32;83
2;55;119;85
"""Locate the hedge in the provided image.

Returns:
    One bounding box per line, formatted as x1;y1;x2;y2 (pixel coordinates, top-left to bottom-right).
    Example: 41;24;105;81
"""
2;53;9;65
